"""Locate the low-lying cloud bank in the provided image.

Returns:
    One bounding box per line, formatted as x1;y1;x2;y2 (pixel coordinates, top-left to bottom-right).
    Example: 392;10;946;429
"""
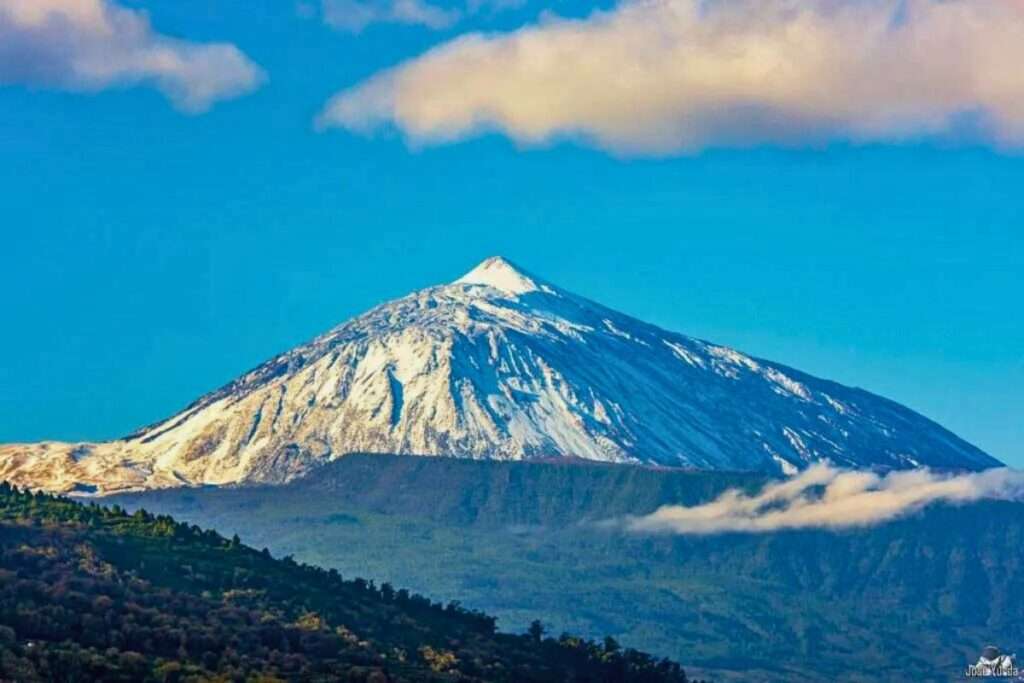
318;0;1024;154
624;464;1024;534
0;0;264;112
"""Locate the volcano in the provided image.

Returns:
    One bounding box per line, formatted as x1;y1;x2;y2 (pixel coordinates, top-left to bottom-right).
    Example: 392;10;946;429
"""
0;256;998;493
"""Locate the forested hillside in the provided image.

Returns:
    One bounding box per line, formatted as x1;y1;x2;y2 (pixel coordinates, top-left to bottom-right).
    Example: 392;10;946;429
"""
0;482;693;682
111;455;1024;682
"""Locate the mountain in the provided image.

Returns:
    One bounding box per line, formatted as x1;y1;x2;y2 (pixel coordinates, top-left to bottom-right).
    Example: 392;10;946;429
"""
108;454;1024;683
0;256;998;494
0;482;693;683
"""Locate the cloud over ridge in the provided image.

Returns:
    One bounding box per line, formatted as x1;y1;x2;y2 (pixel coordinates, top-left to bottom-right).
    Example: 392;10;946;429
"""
623;464;1024;534
317;0;1024;154
0;0;264;112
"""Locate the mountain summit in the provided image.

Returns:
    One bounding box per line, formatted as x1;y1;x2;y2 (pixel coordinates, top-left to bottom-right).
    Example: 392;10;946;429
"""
455;256;550;294
0;257;999;493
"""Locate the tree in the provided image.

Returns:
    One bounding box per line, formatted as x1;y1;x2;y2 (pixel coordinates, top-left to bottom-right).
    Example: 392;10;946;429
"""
528;619;545;644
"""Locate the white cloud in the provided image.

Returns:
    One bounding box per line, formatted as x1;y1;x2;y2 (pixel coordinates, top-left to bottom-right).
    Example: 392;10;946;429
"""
621;464;1024;534
0;0;265;112
316;0;1024;154
322;0;461;33
317;0;522;33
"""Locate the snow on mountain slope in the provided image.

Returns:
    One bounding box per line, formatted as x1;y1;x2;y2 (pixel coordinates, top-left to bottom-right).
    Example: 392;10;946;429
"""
0;257;1000;493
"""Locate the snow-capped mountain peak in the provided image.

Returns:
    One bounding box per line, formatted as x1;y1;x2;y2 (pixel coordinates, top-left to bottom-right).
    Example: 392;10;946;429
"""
454;256;552;295
0;258;1000;494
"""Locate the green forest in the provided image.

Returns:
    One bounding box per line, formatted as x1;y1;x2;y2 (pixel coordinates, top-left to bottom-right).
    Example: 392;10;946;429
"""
0;482;693;682
111;455;1024;682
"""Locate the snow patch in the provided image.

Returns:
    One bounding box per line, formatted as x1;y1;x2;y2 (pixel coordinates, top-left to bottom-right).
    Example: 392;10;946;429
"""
763;368;811;401
664;340;705;368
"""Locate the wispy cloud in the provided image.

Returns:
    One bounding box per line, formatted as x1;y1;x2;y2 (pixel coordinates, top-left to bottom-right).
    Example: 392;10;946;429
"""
0;0;265;112
621;464;1024;534
316;0;522;33
321;0;461;33
316;0;1024;155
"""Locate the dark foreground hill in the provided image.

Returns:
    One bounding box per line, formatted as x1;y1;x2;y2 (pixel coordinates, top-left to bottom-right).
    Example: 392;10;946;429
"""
0;482;692;683
110;454;1024;683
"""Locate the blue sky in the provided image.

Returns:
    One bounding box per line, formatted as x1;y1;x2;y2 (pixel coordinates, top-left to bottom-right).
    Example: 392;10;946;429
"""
1;0;1022;465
